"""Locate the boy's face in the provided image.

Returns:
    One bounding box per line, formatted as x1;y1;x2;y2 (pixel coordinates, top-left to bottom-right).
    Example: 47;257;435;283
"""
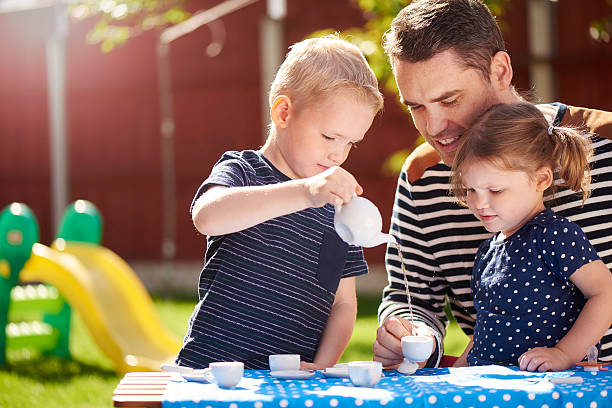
461;161;545;237
393;49;507;166
275;90;376;179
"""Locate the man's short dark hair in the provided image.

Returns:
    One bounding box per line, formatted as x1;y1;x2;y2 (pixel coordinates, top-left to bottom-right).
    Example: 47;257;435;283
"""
383;0;506;80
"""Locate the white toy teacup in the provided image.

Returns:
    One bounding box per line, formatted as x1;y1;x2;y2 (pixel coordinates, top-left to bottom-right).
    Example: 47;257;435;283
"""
348;361;383;387
334;196;395;248
398;336;433;374
192;361;244;388
269;354;301;371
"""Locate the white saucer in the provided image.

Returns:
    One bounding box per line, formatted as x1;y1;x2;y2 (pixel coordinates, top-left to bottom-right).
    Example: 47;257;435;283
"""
321;367;350;378
270;370;316;380
181;374;211;383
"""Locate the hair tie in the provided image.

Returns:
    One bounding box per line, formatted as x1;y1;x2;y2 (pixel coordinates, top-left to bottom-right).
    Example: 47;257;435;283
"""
548;125;554;135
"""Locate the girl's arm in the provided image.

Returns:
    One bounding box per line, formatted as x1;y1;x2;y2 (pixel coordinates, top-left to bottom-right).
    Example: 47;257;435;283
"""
519;259;612;371
193;166;361;236
301;277;358;370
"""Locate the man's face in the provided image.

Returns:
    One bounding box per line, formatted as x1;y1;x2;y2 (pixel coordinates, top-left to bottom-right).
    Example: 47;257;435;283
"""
394;50;504;166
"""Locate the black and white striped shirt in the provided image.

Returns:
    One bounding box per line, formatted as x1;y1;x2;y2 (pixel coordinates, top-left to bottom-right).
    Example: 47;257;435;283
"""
177;150;368;369
380;104;612;366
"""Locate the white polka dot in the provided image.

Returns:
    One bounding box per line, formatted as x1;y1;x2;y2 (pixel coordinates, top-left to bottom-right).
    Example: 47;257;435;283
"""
601;391;608;397
230;404;238;408
565;404;573;408
428;396;437;403
552;392;560;399
503;394;511;401
304;401;313;408
577;392;584;398
590;402;597;408
255;403;264;408
478;395;486;402
279;400;288;408
330;399;338;407
542;404;549;408
355;400;363;406
528;393;536;400
404;397;413;404
453;395;462;403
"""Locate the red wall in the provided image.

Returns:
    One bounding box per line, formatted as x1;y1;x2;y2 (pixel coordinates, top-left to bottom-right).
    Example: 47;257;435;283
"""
1;0;611;264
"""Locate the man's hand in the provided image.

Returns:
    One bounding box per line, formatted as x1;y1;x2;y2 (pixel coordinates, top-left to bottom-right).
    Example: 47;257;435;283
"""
373;316;434;367
518;346;574;372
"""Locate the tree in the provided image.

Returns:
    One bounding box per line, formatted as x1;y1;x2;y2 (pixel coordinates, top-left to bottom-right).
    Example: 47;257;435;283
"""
590;0;612;43
72;0;611;171
70;0;192;52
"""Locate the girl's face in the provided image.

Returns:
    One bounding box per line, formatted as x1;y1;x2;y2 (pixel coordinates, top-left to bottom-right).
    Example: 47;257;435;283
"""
269;89;376;179
461;160;548;237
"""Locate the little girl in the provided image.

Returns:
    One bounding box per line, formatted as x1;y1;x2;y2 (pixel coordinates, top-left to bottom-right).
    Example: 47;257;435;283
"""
450;102;612;371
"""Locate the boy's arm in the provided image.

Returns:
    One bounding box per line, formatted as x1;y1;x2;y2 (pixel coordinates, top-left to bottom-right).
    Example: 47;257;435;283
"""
519;259;612;371
193;166;361;236
302;277;357;370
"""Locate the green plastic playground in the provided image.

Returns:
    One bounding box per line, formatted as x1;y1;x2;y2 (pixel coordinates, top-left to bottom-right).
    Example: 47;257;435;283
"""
0;200;181;374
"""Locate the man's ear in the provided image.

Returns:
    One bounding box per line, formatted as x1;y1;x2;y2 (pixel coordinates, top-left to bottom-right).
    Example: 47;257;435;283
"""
535;166;554;192
270;95;292;128
489;51;513;91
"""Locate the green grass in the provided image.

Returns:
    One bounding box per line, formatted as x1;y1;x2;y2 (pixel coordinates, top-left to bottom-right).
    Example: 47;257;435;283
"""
0;295;469;408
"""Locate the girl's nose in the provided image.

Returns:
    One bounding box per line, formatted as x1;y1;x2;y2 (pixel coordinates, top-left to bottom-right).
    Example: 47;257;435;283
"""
474;195;488;210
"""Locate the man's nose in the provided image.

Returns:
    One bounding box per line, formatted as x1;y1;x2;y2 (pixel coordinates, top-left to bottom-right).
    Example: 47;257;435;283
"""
426;109;448;137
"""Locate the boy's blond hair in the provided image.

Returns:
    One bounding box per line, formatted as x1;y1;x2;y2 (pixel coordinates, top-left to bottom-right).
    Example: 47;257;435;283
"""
269;35;383;115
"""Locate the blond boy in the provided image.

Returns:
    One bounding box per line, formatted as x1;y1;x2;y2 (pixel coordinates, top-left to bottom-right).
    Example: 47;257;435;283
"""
176;36;383;369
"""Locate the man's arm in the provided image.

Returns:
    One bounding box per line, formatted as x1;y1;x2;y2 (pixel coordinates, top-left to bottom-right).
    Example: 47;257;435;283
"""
374;165;450;367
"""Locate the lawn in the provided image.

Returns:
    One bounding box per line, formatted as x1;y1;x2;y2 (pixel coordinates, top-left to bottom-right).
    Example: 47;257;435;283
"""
0;295;469;408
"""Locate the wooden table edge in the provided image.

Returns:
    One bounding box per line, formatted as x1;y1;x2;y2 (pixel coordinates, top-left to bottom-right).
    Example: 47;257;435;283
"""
113;372;169;408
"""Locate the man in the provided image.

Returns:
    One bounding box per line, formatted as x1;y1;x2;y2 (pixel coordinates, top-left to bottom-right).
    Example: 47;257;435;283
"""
374;0;612;368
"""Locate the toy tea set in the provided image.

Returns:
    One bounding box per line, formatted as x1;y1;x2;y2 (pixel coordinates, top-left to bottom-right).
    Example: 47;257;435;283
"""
335;196;430;374
161;196;434;387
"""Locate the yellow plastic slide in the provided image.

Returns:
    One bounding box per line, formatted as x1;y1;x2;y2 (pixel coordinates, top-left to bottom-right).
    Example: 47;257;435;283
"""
19;241;182;374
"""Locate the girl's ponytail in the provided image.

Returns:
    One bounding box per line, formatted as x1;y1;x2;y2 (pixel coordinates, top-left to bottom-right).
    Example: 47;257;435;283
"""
550;125;593;204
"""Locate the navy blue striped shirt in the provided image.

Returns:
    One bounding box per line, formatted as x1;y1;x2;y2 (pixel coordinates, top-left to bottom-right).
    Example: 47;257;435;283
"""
176;150;368;369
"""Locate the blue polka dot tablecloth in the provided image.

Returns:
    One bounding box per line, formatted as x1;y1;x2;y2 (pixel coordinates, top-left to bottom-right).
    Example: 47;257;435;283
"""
163;365;611;408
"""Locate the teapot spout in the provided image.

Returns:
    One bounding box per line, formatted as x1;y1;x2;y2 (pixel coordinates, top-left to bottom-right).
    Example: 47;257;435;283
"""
362;232;397;248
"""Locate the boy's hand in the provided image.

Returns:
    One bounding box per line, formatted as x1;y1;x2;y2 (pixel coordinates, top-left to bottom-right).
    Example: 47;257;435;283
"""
303;166;363;208
518;346;574;372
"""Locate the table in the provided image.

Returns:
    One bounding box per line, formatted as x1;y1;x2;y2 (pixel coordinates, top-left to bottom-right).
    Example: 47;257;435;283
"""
113;366;612;408
113;372;171;408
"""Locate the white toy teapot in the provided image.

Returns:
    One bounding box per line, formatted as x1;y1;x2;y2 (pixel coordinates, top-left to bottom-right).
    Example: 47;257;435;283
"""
334;196;396;248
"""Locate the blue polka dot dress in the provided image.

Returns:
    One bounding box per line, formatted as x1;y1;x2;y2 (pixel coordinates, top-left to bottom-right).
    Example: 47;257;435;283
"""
468;208;601;366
